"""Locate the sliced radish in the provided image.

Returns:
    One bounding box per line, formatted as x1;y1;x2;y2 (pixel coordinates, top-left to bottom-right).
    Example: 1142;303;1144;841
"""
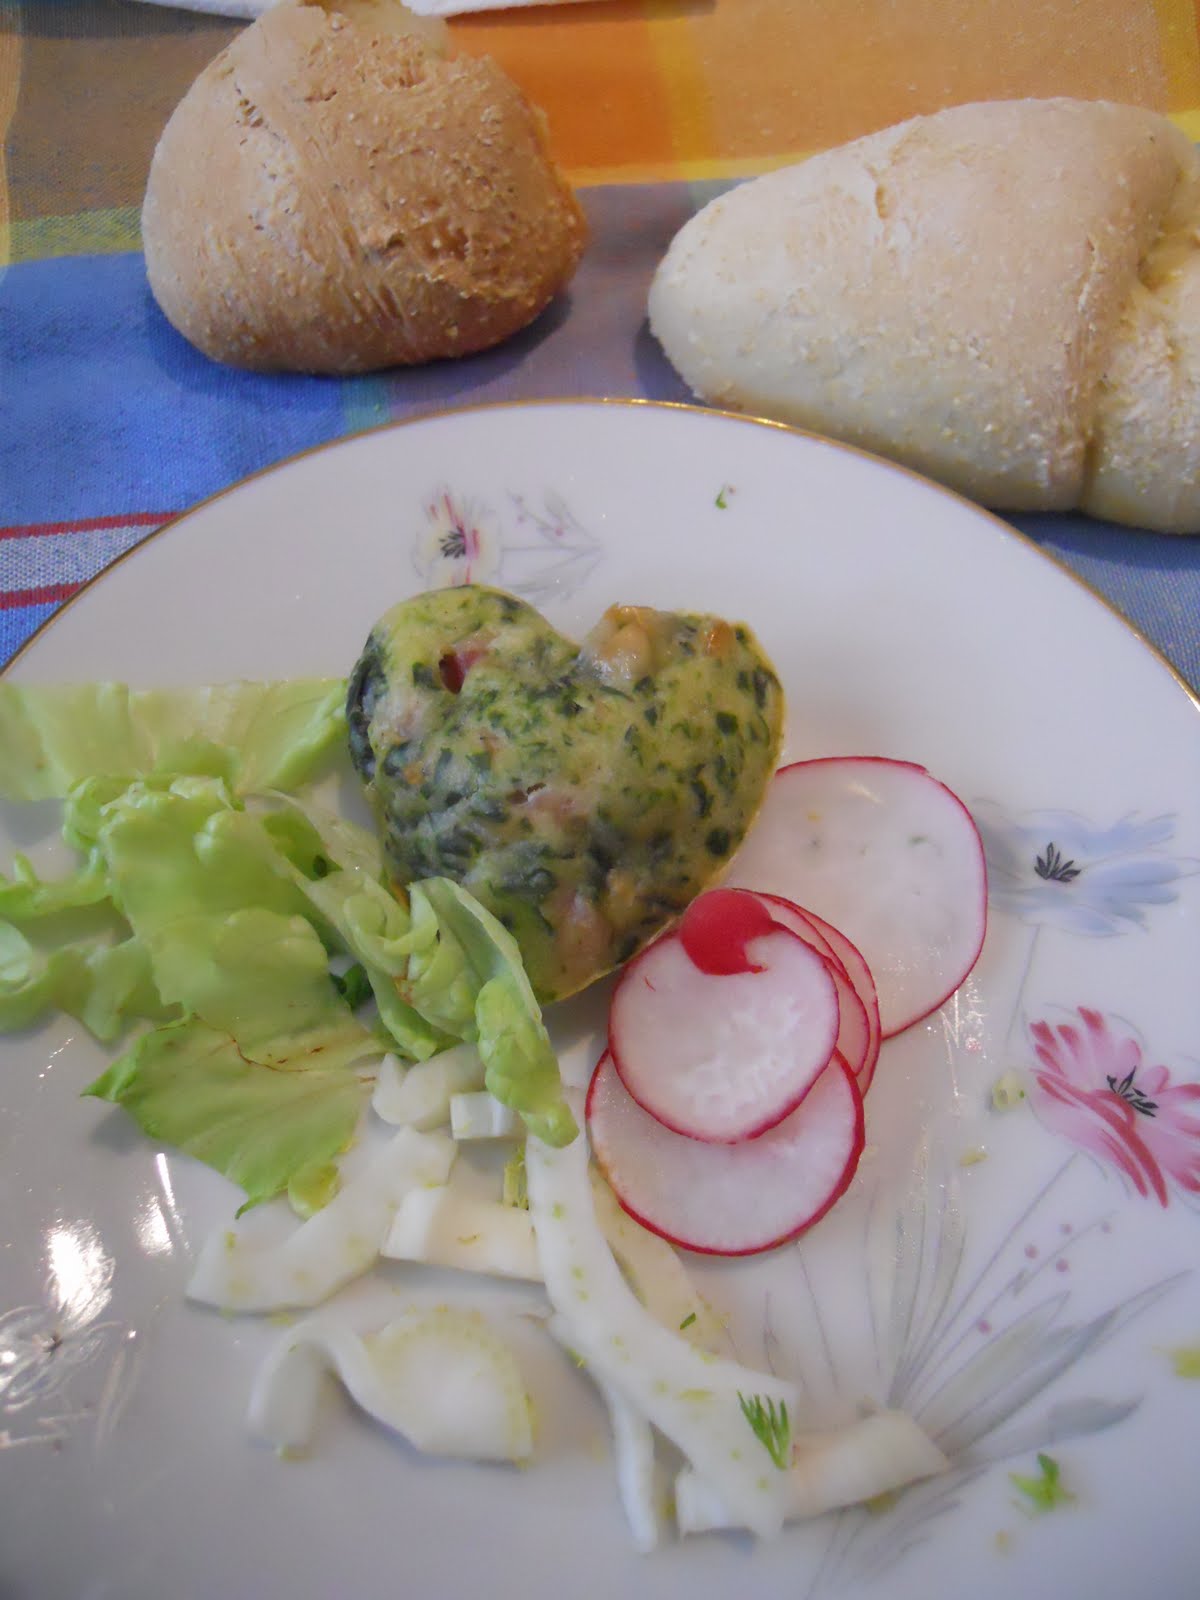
725;757;987;1038
793;905;882;1087
608;917;840;1143
586;1051;864;1257
743;890;880;1095
677;887;780;974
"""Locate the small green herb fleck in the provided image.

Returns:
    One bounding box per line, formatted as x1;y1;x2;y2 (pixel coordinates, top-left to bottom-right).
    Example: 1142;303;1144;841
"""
705;827;732;858
1166;1342;1200;1378
715;484;733;509
502;1147;528;1210
679;1311;698;1331
715;711;739;736
411;662;437;690
691;776;714;818
1009;1453;1075;1514
332;963;372;1010
737;1392;791;1470
991;1071;1027;1111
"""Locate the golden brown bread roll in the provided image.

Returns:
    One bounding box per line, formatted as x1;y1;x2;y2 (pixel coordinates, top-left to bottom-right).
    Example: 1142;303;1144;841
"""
142;0;587;374
648;98;1200;533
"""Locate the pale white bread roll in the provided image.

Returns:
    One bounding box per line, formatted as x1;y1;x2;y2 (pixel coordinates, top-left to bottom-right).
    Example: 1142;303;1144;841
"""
141;0;587;373
648;98;1200;532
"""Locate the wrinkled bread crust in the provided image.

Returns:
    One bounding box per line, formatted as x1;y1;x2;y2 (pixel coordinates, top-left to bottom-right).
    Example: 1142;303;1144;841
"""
649;98;1200;532
142;0;587;373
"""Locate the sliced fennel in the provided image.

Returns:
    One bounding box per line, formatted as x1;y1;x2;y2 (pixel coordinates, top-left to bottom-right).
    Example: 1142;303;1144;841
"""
525;1107;799;1539
591;1364;663;1555
675;1411;949;1533
249;1306;533;1463
371;1046;486;1129
450;1091;521;1140
383;1184;542;1282
591;1175;728;1356
187;1127;455;1311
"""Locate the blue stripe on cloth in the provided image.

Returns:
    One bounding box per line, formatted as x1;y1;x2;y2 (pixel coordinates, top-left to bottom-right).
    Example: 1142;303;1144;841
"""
0;601;61;666
1010;514;1200;697
0;252;348;524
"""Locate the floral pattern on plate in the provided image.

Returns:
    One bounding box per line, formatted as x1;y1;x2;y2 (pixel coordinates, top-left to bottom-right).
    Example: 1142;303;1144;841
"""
413;486;603;603
1027;1008;1200;1207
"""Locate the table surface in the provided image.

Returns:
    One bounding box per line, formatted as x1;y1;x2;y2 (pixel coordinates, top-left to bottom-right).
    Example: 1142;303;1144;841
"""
3;0;1200;693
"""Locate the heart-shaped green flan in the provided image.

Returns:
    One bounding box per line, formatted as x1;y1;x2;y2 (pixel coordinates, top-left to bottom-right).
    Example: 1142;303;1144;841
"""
347;586;784;1002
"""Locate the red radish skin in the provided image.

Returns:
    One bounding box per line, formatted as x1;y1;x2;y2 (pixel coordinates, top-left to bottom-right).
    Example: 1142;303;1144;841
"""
747;891;882;1096
793;904;883;1084
679;887;779;974
608;921;840;1143
725;756;987;1038
586;1050;865;1257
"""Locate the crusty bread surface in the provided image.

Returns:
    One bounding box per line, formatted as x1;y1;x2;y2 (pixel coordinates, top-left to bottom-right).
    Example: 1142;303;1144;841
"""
648;97;1200;533
142;0;587;374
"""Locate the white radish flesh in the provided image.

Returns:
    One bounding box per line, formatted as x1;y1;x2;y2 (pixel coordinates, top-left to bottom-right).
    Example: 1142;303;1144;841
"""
789;904;883;1090
587;1052;864;1257
745;890;879;1093
726;757;987;1037
608;922;840;1142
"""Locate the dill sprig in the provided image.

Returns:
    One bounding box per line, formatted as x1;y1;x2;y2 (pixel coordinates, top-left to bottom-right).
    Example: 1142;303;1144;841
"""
738;1391;791;1470
1010;1452;1075;1514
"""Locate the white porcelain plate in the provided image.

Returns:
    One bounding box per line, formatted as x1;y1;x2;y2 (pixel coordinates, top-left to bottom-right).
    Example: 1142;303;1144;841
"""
3;401;1199;1600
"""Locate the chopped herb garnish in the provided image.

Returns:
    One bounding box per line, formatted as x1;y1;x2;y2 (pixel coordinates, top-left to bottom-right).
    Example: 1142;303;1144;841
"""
503;1147;529;1210
679;1311;698;1331
991;1071;1027;1111
738;1391;791;1470
331;963;371;1010
1010;1452;1075;1514
1166;1342;1200;1379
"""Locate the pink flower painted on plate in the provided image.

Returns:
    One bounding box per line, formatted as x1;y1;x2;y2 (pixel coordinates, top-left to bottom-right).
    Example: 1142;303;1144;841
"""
1028;1007;1200;1206
413;489;500;590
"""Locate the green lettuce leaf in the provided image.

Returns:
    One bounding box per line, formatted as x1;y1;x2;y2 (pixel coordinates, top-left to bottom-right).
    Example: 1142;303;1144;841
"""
0;921;172;1041
257;800;574;1144
0;850;112;921
87;1016;369;1213
0;679;346;801
417;878;576;1147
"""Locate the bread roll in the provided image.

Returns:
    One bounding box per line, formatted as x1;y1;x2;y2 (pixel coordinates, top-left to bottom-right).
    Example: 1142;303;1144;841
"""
648;98;1200;533
142;0;587;374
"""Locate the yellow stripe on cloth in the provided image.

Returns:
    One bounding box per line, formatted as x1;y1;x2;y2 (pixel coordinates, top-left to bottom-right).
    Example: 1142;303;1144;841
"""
10;207;143;265
0;28;20;272
642;0;716;169
1153;0;1200;112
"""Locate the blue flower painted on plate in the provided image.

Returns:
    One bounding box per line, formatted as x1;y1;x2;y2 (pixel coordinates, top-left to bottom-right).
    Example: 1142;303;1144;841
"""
974;805;1193;935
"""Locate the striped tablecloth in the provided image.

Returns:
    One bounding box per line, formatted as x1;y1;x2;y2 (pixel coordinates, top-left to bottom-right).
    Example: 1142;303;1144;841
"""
3;0;1200;689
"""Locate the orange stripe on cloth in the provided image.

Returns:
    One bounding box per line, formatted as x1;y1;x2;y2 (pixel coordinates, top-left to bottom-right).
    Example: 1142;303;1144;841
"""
450;1;679;176
453;0;1200;185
